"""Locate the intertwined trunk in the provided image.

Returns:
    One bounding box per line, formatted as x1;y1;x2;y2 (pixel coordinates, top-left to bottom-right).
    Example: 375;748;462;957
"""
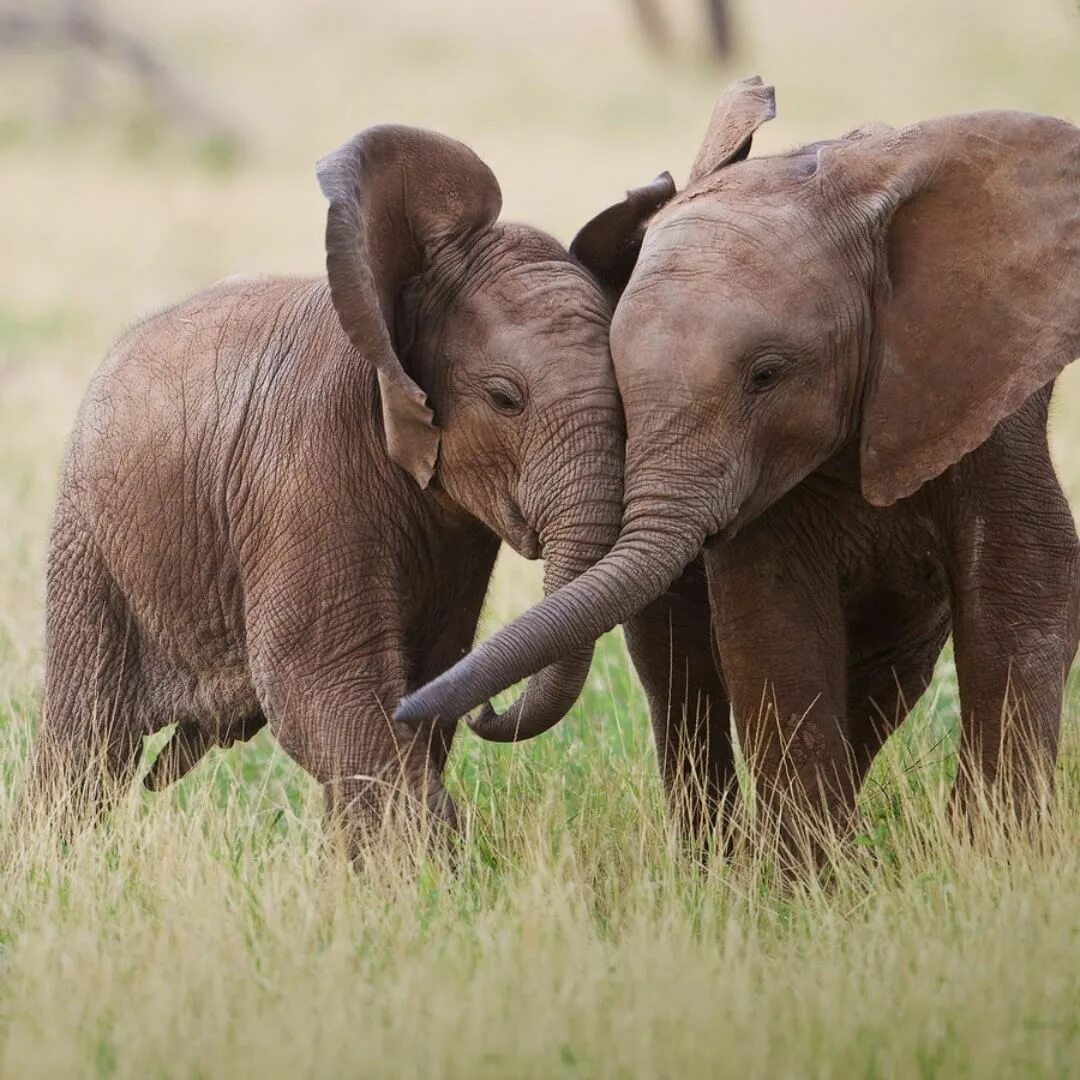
397;480;714;732
467;438;625;742
467;545;601;741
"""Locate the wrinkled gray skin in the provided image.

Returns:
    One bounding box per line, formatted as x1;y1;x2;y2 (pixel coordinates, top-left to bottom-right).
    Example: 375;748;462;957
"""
399;81;1080;851
23;125;622;844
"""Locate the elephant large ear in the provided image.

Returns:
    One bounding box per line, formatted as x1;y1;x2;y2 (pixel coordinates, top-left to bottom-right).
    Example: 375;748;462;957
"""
687;74;776;183
821;112;1080;506
317;125;502;487
570;172;677;299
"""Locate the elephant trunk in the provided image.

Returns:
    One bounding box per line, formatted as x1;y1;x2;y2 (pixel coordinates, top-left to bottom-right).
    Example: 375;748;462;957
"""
465;544;600;742
395;482;713;733
467;445;624;742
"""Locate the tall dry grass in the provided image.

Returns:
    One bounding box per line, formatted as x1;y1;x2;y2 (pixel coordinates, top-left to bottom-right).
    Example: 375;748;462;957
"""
2;670;1078;1076
2;0;1079;1075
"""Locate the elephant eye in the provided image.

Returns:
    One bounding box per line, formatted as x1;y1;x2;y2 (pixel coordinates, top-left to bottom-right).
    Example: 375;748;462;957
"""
484;378;526;416
748;355;787;393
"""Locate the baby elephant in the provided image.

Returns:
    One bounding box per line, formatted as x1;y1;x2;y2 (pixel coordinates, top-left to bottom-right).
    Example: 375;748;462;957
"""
25;125;622;843
398;82;1080;849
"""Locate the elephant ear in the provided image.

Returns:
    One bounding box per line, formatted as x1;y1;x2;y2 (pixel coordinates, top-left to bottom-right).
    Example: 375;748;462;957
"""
570;77;774;299
317;125;502;487
821;112;1080;506
570;172;676;299
687;74;776;184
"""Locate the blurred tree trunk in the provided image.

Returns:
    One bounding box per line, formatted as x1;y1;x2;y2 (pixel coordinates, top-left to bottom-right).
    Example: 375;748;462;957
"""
630;0;734;61
703;0;733;59
0;0;235;138
630;0;672;55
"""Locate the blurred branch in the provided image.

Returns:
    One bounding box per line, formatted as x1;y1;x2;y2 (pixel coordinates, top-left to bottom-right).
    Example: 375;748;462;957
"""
0;0;237;141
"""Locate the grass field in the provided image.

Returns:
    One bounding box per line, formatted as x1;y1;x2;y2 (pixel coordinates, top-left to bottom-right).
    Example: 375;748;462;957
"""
2;1;1079;1075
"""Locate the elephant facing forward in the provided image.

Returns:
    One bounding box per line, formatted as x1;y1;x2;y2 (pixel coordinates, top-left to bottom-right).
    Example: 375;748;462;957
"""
399;81;1080;851
25;125;624;845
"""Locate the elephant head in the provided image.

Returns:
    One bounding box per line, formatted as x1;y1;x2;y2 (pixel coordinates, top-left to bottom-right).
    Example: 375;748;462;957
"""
318;125;624;739
394;81;1080;735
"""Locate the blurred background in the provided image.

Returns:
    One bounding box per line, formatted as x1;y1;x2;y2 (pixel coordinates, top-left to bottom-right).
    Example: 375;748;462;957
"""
2;0;1079;684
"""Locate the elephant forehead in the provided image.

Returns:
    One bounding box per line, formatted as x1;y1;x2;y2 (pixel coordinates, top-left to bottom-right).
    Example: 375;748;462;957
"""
463;249;606;310
612;290;785;378
612;274;842;398
458;263;612;357
641;202;835;286
619;211;847;346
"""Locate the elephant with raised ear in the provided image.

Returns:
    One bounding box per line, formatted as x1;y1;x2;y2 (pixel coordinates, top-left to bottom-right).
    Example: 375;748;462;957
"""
398;79;1080;846
23;124;624;846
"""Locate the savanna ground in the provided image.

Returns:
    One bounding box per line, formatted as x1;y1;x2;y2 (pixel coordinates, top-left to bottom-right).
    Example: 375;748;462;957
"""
2;1;1079;1075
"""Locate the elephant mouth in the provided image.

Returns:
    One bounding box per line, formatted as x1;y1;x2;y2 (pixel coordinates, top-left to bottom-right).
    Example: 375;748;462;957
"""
502;499;541;559
518;529;541;560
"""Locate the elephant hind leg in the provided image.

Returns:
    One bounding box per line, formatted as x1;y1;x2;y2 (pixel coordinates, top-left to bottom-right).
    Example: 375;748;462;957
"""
21;675;147;835
950;523;1079;821
19;543;148;832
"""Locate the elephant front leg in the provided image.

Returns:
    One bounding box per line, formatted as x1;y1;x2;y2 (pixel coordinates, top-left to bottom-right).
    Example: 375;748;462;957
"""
262;666;448;848
706;518;854;861
946;471;1080;822
624;556;736;853
248;622;455;854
